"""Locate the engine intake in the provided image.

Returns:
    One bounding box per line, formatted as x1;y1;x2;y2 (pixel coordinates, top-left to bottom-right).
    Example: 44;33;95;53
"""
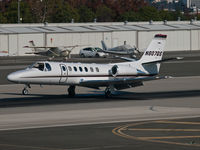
111;65;118;77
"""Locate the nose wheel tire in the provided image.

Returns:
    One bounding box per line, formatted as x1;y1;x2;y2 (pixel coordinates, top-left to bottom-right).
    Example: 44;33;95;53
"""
68;86;76;97
22;88;29;95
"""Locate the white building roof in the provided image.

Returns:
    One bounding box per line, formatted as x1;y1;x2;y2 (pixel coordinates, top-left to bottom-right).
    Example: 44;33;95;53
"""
0;21;200;34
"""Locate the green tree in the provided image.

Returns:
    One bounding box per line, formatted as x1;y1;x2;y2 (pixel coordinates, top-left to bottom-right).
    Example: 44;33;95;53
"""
20;1;34;23
173;10;185;20
49;1;79;23
78;6;95;22
0;13;7;23
159;10;174;21
3;0;33;23
119;11;140;22
4;1;18;23
96;5;114;22
139;6;161;21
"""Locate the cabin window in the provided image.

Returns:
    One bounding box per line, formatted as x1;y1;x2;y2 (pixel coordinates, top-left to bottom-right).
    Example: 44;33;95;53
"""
68;66;72;71
45;63;51;71
74;66;77;72
95;67;99;72
90;67;94;72
84;67;88;72
79;67;83;72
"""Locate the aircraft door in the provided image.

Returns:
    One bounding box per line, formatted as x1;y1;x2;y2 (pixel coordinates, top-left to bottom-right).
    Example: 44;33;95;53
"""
59;64;68;83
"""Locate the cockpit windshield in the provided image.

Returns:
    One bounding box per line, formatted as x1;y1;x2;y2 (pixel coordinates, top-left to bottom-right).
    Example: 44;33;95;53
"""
29;62;52;71
33;63;44;71
29;62;44;71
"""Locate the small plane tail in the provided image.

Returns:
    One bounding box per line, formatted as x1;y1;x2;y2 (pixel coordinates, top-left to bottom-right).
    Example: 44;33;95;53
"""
101;40;108;50
138;34;167;74
29;40;40;52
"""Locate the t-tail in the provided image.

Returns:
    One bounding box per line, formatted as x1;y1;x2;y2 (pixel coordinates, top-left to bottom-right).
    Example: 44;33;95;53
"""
138;34;167;75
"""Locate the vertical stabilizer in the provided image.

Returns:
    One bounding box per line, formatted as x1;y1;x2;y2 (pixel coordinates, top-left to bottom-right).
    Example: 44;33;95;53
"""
101;40;108;50
138;34;167;75
139;34;167;64
29;40;40;52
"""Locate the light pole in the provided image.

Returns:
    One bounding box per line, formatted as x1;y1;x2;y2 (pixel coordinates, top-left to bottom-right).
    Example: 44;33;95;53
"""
18;0;21;23
41;0;47;23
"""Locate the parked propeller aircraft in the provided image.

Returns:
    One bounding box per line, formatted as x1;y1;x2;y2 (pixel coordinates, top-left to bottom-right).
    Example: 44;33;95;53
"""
8;34;178;97
24;41;80;60
101;40;140;58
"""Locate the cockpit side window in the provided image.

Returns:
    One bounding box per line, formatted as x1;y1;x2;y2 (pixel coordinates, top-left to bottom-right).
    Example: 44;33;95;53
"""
45;63;51;71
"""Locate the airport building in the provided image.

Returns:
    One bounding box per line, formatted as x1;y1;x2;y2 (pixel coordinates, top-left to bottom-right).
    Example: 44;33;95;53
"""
1;21;200;56
183;0;200;8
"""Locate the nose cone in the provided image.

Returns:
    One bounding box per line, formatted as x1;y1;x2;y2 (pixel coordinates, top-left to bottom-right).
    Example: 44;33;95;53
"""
7;73;17;82
7;71;21;83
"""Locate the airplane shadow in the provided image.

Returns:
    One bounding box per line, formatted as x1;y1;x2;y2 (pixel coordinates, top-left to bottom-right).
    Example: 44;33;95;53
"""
0;90;200;108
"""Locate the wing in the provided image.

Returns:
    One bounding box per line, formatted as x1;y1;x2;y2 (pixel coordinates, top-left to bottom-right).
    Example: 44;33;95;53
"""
101;49;129;55
115;56;138;61
80;76;170;89
24;46;54;49
24;45;80;49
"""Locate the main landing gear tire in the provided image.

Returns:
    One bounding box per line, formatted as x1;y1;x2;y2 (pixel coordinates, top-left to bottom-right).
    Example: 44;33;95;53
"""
95;54;100;58
80;54;85;58
22;88;29;95
68;86;76;97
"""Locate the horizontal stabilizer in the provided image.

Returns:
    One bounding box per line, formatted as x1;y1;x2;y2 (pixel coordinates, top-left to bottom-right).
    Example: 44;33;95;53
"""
142;57;183;65
25;52;41;54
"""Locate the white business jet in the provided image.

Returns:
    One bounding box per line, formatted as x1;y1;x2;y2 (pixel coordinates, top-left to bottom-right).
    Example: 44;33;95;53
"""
7;34;172;97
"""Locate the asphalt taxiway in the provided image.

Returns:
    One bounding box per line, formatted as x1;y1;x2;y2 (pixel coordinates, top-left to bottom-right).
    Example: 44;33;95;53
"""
0;76;200;149
0;54;200;149
1;118;200;150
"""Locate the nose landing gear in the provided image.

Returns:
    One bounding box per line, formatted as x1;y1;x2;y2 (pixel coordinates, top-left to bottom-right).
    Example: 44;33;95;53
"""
22;84;31;95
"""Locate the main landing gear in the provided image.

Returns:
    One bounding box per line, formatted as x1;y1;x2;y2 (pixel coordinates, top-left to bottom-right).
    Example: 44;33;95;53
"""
105;86;114;98
68;85;76;97
22;84;31;95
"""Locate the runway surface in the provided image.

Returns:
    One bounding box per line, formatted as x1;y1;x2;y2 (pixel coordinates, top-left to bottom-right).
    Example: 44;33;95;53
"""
0;76;200;149
1;117;200;150
0;54;200;149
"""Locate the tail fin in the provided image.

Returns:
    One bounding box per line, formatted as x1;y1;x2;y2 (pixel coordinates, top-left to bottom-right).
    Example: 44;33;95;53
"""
139;34;167;64
101;40;108;50
29;40;39;52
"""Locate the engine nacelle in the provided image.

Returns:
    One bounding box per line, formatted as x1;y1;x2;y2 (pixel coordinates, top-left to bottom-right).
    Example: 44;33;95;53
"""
110;65;138;77
110;65;118;77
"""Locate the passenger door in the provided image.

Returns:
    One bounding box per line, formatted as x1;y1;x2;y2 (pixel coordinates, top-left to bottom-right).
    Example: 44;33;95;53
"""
59;64;68;83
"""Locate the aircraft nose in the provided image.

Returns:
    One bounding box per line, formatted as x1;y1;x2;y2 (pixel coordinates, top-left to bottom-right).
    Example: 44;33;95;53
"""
7;73;16;82
7;72;20;83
